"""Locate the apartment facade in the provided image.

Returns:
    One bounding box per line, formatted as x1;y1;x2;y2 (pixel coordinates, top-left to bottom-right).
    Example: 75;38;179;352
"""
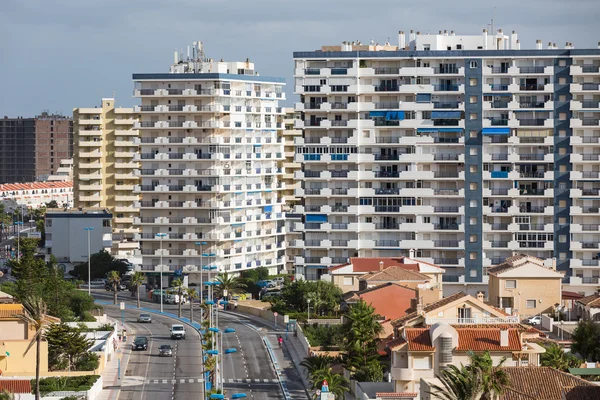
34;112;73;181
132;44;286;284
73;99;140;256
292;29;600;294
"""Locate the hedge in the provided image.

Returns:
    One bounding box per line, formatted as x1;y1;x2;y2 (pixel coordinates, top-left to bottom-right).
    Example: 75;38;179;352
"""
31;375;100;395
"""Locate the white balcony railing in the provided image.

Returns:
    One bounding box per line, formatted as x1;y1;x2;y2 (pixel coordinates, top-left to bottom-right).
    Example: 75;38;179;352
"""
425;316;520;325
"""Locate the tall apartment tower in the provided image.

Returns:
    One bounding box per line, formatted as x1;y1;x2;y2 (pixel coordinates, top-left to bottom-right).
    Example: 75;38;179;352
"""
0;114;73;184
73;99;140;256
132;43;286;284
282;108;302;206
293;30;600;295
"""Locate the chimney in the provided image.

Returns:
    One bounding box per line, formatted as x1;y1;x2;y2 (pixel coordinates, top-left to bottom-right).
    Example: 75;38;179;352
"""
439;30;442;35
399;31;406;49
500;330;509;347
536;40;542;50
483;29;488;50
379;261;385;271
553;43;558;49
477;292;485;302
443;30;448;36
515;39;521;50
551;257;557;270
450;30;455;36
547;42;553;49
510;30;517;50
410;30;416;41
598;41;600;49
409;248;415;259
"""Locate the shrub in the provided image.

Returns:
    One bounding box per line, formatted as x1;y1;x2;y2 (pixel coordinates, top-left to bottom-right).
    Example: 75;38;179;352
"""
302;323;344;347
32;375;100;395
75;352;100;371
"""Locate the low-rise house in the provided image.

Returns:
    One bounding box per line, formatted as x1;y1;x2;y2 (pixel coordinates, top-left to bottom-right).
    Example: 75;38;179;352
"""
389;323;546;395
576;292;600;321
329;257;444;294
343;283;417;320
421;366;600;400
487;254;564;318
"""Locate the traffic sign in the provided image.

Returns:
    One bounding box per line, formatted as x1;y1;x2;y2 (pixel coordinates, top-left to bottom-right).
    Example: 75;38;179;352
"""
273;312;278;317
120;302;125;310
284;315;289;323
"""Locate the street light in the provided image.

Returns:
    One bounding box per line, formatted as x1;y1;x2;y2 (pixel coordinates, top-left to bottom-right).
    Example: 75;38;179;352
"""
307;298;311;323
15;221;23;262
194;241;207;323
155;233;167;313
83;227;94;296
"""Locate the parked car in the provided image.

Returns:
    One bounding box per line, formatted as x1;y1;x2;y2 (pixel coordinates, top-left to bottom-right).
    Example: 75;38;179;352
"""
527;316;542;325
272;277;285;286
158;344;173;357
257;280;273;288
105;282;127;291
262;290;281;299
132;336;148;351
89;279;105;286
137;313;152;323
170;324;186;340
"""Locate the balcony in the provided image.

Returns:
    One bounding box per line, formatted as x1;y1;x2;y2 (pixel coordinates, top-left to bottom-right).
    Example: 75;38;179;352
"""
433;102;460;109
375;240;400;247
519;84;545;91
518;119;546;126
518;66;546;74
583;83;600;91
489;84;509;91
489;118;508;126
434;223;459;230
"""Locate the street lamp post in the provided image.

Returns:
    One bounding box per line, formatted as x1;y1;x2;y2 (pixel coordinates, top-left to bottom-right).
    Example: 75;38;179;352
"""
83;227;94;296
307;298;311;323
195;241;207;324
15;221;23;262
156;233;167;313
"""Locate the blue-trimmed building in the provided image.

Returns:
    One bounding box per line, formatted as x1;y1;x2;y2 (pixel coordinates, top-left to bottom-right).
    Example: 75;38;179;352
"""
131;44;287;285
292;29;600;296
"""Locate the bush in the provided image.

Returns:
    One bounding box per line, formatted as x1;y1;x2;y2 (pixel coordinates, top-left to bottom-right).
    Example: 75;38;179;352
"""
302;323;344;347
75;352;100;371
32;375;100;395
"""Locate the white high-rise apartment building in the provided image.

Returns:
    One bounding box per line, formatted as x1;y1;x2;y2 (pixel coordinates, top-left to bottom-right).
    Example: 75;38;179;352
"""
132;43;287;284
293;29;600;295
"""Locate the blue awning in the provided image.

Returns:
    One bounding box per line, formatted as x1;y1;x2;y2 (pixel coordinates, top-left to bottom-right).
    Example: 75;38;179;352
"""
385;111;404;121
263;205;273;213
253;144;262;146
305;265;327;269
306;214;328;223
231;223;245;226
439;128;463;132
416;93;432;103
482;128;510;135
431;111;462;119
369;111;386;117
491;171;509;178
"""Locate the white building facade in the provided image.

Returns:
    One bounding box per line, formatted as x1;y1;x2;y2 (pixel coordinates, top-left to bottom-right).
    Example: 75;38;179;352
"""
292;29;600;294
132;44;287;284
0;181;73;212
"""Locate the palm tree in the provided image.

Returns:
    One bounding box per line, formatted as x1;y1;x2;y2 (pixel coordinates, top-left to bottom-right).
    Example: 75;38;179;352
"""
0;390;14;400
130;272;145;308
300;355;334;378
169;278;185;318
429;364;481;400
308;367;349;399
14;296;51;400
467;351;510;400
541;343;581;371
214;273;246;299
186;287;199;323
107;271;121;305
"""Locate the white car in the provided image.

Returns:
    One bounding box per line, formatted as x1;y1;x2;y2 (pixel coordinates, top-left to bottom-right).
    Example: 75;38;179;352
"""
527;316;542;325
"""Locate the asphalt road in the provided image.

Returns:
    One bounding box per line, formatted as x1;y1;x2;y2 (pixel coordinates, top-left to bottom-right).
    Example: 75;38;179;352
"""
102;304;204;400
95;290;286;400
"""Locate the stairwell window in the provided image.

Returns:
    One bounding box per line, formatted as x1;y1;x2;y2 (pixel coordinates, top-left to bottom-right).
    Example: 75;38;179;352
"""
505;280;516;289
470;61;478;68
526;300;537;308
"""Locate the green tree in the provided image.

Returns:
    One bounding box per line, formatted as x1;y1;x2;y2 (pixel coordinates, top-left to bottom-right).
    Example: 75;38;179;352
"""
14;295;51;400
170;278;185;318
340;300;384;381
309;367;349;399
0;390;13;400
429;364;480;400
107;271;121;305
45;200;59;209
240;266;269;282
70;251;128;281
45;324;94;371
214;273;247;299
130;272;145;308
467;351;510;400
300;355;335;378
541;343;582;371
186;288;199;323
8;238;47;299
571;319;600;361
35;219;45;247
272;280;343;317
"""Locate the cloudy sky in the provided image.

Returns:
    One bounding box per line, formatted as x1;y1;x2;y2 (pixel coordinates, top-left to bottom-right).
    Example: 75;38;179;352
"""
1;0;599;116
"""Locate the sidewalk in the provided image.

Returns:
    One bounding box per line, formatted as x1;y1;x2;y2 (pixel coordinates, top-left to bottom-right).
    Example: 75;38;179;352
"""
226;309;312;397
95;320;133;400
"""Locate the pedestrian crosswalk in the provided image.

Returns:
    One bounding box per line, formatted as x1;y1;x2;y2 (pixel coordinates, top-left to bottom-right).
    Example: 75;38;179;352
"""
225;378;279;384
143;378;204;384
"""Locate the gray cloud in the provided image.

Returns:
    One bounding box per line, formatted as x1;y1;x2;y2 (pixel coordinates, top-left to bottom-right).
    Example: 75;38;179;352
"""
1;0;599;115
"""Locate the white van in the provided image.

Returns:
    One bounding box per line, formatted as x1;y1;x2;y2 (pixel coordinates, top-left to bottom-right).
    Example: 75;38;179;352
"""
170;324;186;339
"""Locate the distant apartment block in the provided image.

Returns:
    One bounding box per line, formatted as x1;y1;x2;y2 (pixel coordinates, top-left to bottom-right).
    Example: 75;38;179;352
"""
0;181;73;212
292;29;600;295
132;43;286;283
0;113;72;184
73;99;140;256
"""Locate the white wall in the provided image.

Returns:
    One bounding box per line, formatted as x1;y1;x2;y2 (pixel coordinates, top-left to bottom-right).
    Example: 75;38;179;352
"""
46;213;112;263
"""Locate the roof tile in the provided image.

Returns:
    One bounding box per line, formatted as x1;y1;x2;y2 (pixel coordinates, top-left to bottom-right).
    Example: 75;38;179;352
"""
360;266;431;282
391;291;469;327
577;293;600;308
455;328;521;352
404;328;435;351
501;367;598;400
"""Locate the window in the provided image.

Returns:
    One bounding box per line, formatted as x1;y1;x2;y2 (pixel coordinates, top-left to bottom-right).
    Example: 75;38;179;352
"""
470;130;478;138
470;113;478;120
559;200;567;207
457;44;462;50
505;280;516;289
470;148;478;155
559;252;567;260
469;234;477;243
46;219;52;227
559;77;567;84
413;356;431;370
470;269;478;278
559;235;567;243
103;219;111;228
423;44;431;51
526;300;536;309
559;148;566;155
469;78;478;86
469;182;477;190
470;200;477;207
470;217;477;225
559;129;566;137
559;112;567;120
470;165;478;173
470;252;477;260
559;165;566;173
469;96;478;104
559;217;567;225
423;216;431;223
559;60;567;67
343;277;353;286
470;61;478;68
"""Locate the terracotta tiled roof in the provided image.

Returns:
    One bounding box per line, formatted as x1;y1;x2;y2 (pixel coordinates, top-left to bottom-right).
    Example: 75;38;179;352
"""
487;253;544;275
0;181;73;193
0;380;32;394
404;328;435;351
386;336;407;350
562;291;585;300
391;291;469;327
501;367;598;400
344;283;417;320
360;266;431;282
330;257;445;274
577;293;600;307
376;393;418;399
455;328;521;352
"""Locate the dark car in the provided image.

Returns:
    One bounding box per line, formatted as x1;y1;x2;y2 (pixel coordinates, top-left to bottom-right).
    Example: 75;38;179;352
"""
105;282;127;291
159;344;173;357
132;336;148;351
